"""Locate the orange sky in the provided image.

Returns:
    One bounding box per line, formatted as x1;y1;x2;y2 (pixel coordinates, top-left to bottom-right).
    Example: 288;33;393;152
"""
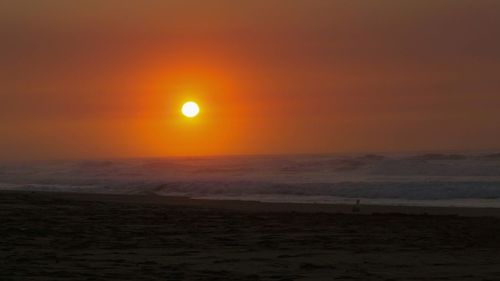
1;1;500;160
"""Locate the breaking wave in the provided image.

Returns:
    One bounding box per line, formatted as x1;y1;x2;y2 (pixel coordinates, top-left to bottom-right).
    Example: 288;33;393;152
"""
2;152;500;207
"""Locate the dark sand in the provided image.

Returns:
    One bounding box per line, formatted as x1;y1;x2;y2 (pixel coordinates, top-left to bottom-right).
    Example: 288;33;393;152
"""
2;191;500;280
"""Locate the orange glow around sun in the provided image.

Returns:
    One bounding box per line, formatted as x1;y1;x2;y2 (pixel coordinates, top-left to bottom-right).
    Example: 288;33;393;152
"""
122;50;259;157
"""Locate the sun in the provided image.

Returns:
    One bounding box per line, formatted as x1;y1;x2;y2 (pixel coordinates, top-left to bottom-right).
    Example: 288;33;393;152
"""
181;101;200;118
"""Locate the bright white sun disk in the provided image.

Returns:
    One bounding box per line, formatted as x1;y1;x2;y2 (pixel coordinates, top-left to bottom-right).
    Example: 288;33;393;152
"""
181;101;200;118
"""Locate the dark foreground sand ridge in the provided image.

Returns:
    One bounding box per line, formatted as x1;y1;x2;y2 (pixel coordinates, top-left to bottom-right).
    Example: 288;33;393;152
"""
1;191;500;280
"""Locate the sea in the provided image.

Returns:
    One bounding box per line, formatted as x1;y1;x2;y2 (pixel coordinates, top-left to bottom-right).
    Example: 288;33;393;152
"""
2;152;500;208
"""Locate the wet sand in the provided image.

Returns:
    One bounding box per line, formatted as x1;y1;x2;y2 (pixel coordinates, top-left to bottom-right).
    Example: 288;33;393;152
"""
1;190;500;280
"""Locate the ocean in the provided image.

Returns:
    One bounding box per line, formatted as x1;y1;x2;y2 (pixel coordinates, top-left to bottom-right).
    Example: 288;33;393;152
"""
2;152;500;208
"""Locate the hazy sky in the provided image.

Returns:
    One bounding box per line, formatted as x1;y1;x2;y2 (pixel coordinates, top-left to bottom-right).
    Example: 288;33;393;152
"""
1;0;500;160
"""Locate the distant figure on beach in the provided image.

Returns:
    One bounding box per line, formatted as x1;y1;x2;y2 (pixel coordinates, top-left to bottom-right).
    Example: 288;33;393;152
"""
352;199;361;213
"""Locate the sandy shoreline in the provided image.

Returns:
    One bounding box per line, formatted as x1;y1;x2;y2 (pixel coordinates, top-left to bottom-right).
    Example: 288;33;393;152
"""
2;190;500;280
2;190;500;218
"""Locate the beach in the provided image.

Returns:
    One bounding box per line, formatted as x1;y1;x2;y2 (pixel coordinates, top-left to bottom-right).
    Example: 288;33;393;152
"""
1;191;500;280
4;0;500;279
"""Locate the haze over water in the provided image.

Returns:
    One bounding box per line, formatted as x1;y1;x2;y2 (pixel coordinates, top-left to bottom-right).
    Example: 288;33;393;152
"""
2;152;500;208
